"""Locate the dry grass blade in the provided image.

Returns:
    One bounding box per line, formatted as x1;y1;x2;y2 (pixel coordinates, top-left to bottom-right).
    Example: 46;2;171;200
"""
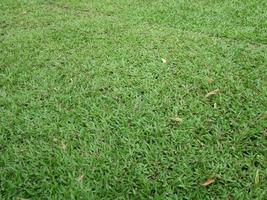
202;179;215;187
205;89;219;98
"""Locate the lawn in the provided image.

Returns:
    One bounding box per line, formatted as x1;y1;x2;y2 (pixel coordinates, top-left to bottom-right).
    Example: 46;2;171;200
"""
0;0;267;199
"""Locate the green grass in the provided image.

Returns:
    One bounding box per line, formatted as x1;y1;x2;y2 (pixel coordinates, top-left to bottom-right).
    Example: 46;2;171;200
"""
0;0;267;199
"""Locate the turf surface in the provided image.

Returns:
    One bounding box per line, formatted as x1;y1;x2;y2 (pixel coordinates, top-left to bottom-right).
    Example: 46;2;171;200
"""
0;0;267;199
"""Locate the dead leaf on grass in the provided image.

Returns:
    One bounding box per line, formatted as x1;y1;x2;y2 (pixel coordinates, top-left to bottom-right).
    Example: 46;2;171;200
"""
205;89;219;98
208;78;214;84
60;141;66;150
202;179;215;187
170;117;183;123
77;174;85;182
161;58;167;63
255;170;260;185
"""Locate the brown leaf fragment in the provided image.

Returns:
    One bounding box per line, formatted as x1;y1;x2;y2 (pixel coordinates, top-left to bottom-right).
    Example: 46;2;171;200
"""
170;117;183;123
60;141;66;150
255;170;260;185
205;89;219;98
77;174;85;182
208;78;214;84
202;179;215;187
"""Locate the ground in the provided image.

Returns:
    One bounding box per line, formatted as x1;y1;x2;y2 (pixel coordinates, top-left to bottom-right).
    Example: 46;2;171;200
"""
0;0;267;199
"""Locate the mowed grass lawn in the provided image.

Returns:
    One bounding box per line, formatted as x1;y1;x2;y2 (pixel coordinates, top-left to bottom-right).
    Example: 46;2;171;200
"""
1;0;267;199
